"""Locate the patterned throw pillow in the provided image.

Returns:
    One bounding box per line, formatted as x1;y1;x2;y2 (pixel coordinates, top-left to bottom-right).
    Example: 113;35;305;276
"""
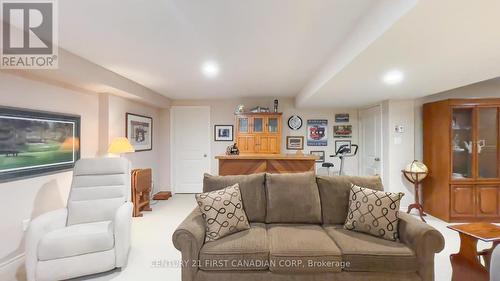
344;184;404;241
196;184;250;242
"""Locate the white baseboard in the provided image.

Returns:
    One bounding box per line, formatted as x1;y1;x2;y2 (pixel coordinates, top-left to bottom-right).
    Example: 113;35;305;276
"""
0;253;25;281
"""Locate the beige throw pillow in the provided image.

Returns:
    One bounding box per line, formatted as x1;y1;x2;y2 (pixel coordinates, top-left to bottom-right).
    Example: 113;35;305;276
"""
196;184;250;242
344;184;404;241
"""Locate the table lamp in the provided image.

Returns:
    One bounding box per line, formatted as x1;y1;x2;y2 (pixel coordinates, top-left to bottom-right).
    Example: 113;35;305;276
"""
108;137;135;156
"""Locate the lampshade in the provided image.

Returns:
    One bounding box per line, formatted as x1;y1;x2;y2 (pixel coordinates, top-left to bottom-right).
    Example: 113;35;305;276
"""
108;137;135;154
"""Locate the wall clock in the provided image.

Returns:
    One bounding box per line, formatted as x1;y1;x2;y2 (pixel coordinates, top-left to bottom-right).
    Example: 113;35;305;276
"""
287;115;303;130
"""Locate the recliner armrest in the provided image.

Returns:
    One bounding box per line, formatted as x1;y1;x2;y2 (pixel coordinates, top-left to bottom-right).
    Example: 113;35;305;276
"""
398;212;445;281
114;202;133;267
25;208;68;281
172;208;205;281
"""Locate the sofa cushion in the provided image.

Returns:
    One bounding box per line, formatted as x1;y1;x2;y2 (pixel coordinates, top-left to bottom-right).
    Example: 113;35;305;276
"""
196;184;250;242
38;221;114;261
317;175;384;224
265;172;322;223
199;223;269;271
204;173;266;222
323;225;418;272
268;224;343;273
344;184;404;241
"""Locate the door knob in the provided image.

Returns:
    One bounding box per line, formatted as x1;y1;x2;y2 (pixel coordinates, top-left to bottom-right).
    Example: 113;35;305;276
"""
374;157;380;162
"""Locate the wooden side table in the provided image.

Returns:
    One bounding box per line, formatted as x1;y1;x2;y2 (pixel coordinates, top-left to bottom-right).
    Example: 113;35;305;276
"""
448;223;500;281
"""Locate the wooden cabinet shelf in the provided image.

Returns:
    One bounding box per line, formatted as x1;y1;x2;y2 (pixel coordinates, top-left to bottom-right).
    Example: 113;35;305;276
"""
235;113;282;154
423;99;500;222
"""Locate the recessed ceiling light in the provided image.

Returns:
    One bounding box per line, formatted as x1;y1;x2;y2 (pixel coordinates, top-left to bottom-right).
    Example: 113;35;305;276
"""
382;70;404;85
201;61;219;78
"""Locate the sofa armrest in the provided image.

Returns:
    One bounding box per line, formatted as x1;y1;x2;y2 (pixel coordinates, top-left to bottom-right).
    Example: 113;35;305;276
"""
398;212;445;281
172;208;205;281
25;208;68;281
114;202;133;268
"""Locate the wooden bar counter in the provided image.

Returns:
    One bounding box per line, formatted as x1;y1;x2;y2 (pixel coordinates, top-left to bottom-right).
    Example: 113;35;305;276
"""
216;154;318;176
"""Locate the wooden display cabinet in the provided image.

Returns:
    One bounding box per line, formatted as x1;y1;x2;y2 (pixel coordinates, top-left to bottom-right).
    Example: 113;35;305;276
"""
423;99;500;222
235;113;282;154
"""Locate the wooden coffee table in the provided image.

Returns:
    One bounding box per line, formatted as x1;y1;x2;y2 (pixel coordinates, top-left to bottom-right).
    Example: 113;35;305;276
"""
448;223;500;281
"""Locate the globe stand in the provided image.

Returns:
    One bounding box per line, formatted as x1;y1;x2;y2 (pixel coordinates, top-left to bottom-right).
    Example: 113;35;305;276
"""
402;170;427;223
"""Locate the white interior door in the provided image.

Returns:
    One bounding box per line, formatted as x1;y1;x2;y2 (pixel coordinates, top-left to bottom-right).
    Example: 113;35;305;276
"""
171;106;211;193
359;105;382;176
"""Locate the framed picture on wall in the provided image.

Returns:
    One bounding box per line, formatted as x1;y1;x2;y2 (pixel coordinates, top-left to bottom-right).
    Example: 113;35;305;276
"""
214;125;233;141
335;113;349;123
286;136;304;150
310;151;325;163
126;113;153;152
333;125;352;138
335;140;351;154
307;119;328;146
0;106;81;182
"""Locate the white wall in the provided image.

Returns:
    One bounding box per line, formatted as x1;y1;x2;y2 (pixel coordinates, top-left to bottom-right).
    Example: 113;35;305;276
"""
382;99;415;210
0;72;169;279
171;97;359;176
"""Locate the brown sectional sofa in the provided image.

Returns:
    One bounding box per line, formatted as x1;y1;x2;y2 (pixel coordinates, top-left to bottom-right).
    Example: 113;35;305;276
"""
173;172;445;281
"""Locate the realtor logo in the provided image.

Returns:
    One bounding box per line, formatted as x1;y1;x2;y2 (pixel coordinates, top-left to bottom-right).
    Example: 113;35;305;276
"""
1;0;58;69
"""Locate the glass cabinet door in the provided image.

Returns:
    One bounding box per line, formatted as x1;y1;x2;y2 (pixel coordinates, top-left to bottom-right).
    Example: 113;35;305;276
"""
268;117;279;133
253;117;263;133
451;108;473;179
238;117;249;133
477;107;498;178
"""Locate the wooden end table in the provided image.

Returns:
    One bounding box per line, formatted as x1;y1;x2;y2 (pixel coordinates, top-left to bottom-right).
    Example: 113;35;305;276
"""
448;223;500;281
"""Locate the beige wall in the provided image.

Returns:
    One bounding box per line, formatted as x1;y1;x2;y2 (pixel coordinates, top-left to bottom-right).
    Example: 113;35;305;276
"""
0;72;169;278
106;94;170;193
0;72;100;273
172;98;359;176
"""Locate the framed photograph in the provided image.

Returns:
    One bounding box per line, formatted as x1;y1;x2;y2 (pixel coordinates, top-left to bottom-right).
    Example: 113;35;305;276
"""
335;113;350;123
307;119;328;146
286;136;304;150
335;140;351;154
126;113;153;152
310;150;325;163
0;106;81;182
214;125;233;141
333;125;352;138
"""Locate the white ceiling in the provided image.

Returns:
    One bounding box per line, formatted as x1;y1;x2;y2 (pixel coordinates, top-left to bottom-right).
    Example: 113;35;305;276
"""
6;0;499;106
56;0;413;101
298;0;500;107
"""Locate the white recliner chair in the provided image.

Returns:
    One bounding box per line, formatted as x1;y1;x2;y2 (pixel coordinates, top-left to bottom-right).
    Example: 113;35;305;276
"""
25;158;133;281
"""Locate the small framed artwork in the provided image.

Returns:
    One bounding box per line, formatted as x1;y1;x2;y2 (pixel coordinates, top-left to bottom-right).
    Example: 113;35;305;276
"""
126;113;153;152
214;125;234;141
335;140;351;154
286;136;304;150
335;113;349;123
310;151;325;163
333;125;352;138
